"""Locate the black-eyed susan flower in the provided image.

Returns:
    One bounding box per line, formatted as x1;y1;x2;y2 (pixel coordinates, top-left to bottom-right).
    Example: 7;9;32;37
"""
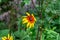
22;12;36;28
2;34;13;40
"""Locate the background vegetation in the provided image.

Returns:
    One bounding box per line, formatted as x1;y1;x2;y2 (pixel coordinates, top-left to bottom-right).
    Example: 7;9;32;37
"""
0;0;60;40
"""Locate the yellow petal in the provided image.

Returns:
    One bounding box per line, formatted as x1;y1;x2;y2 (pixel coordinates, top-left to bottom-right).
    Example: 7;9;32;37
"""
32;14;36;21
23;20;28;24
30;23;34;28
34;17;36;21
10;36;13;40
2;37;7;40
27;23;30;28
31;14;34;17
8;34;10;39
22;18;27;21
26;12;30;16
29;24;32;28
32;23;34;27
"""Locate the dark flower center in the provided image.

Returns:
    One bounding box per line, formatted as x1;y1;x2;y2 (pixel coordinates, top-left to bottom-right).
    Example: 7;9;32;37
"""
29;18;33;21
27;16;34;23
6;39;9;40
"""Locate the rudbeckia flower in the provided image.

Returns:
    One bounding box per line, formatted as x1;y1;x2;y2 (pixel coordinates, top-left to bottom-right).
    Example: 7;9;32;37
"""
2;34;13;40
22;12;36;28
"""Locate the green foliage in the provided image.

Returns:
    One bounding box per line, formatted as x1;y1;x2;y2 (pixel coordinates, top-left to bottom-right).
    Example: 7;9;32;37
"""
0;22;7;30
23;0;31;5
44;28;59;40
0;29;9;37
0;0;60;40
0;0;1;2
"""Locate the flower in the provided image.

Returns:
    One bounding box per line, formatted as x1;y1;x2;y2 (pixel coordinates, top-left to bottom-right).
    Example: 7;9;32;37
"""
22;12;36;28
2;34;13;40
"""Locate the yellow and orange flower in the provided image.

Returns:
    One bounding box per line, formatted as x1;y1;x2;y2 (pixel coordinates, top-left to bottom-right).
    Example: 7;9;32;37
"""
22;12;36;28
2;34;13;40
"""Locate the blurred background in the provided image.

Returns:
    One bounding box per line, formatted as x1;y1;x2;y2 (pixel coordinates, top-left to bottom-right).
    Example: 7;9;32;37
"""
0;0;60;40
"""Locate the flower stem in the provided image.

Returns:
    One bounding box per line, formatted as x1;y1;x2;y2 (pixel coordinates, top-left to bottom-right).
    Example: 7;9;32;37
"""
40;27;42;40
38;0;44;40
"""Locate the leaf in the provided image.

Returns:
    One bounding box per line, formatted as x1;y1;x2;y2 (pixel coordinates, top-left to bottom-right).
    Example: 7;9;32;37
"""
24;0;31;5
0;29;9;37
0;0;1;2
21;2;25;7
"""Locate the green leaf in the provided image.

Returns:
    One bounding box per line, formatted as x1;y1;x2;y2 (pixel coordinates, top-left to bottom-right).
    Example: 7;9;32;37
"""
0;0;1;2
24;0;31;5
0;29;9;37
21;2;25;7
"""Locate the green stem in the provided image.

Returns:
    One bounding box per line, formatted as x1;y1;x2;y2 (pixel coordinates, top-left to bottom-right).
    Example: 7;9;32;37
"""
39;0;44;40
40;27;42;40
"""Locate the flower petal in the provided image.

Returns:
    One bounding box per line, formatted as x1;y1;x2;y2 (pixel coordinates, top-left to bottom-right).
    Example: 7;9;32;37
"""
32;14;36;21
29;23;32;28
22;18;27;21
10;36;13;40
32;23;34;27
23;20;28;24
34;17;36;21
26;12;30;16
8;34;10;39
2;37;7;40
31;14;34;17
27;23;30;28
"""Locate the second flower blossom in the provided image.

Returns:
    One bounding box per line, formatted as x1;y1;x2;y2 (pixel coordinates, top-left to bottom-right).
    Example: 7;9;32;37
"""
22;12;36;28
